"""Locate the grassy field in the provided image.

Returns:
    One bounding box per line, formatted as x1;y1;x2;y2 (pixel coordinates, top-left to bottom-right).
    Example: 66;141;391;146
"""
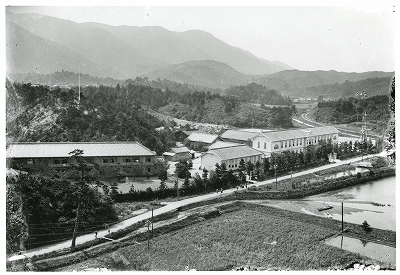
56;204;382;271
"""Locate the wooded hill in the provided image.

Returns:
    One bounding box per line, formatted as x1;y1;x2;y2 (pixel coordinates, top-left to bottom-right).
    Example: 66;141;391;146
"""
6;81;294;153
309;95;391;135
225;83;292;105
252;70;394;98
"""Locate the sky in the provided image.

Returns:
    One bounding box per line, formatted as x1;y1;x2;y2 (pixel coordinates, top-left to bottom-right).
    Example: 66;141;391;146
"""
4;0;397;73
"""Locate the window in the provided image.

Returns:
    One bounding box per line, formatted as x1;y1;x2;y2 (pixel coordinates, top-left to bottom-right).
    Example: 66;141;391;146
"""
300;139;302;146
54;159;60;165
258;142;260;148
147;167;151;173
62;159;68;164
333;135;337;140
281;141;283;148
285;141;287;148
103;159;108;163
235;164;237;167
264;142;266;149
146;157;151;162
27;159;33;164
124;158;131;163
274;144;279;150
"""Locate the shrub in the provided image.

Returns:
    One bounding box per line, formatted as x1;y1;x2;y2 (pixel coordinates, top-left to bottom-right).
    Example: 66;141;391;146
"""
361;221;371;232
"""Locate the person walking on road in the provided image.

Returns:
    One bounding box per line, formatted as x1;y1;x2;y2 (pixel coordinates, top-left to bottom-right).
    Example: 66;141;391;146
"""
95;231;98;239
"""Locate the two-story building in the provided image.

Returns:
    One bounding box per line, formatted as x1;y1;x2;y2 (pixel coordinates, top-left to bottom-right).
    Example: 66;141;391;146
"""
6;142;157;176
251;126;339;158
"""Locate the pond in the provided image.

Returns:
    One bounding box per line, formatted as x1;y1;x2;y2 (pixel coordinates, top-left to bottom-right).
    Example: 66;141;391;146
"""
325;235;396;265
306;176;396;231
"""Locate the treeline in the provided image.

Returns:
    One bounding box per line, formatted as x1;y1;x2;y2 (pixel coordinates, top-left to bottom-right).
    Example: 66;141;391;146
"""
112;138;381;203
6;81;177;154
6;172;118;253
160;99;294;128
7;81;295;150
225;83;293;105
310;95;390;134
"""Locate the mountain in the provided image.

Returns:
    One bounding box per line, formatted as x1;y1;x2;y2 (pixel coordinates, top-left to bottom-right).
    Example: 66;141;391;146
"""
6;11;291;79
6;21;110;77
251;70;394;97
143;60;249;89
6;12;165;79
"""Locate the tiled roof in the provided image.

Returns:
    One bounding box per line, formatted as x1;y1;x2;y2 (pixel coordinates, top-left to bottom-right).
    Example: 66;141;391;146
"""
7;142;156;158
187;132;219;144
220;130;260;141
258;126;339;142
206;145;263;161
209;141;244;150
169;146;190;153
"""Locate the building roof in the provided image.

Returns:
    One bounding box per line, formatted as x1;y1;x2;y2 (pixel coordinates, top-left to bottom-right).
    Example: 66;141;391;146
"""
186;132;219;144
256;126;339;142
209;141;244;150
162;152;176;156
7;142;156;158
169;146;190;153
220;130;260;141
204;145;263;161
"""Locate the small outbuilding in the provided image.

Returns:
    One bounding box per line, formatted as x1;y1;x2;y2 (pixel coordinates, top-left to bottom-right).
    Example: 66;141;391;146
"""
163;146;192;162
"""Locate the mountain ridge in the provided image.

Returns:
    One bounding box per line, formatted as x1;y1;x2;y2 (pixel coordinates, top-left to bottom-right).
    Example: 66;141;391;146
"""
6;11;291;78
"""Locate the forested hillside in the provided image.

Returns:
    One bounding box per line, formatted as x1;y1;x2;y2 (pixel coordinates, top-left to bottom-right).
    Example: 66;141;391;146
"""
251;70;394;98
6;81;176;154
159;99;294;128
310;95;391;134
225;83;292;105
6;81;295;152
306;77;393;99
8;70;223;94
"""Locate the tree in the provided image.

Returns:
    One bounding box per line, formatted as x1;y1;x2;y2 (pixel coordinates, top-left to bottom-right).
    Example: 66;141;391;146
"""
175;160;191;178
181;177;191;195
263;158;270;175
193;173;204;193
246;161;254;178
69;149;93;249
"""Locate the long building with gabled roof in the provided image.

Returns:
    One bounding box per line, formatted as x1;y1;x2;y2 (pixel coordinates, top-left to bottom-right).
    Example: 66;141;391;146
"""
251;126;339;157
201;144;263;171
7;142;157;176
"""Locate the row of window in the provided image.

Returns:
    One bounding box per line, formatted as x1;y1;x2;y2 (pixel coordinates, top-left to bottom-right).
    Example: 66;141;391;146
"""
258;134;337;151
52;157;152;165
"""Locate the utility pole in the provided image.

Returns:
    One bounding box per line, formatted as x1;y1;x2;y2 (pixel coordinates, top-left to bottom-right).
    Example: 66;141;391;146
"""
69;149;85;249
146;219;151;249
274;164;278;190
78;62;81;106
151;208;154;238
341;201;344;233
356;91;367;161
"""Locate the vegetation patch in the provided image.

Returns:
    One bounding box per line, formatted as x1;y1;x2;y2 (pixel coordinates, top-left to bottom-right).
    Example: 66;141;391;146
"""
55;203;395;271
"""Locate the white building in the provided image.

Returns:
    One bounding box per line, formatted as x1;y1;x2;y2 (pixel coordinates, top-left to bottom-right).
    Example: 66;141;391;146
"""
251;126;339;157
201;144;263;171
